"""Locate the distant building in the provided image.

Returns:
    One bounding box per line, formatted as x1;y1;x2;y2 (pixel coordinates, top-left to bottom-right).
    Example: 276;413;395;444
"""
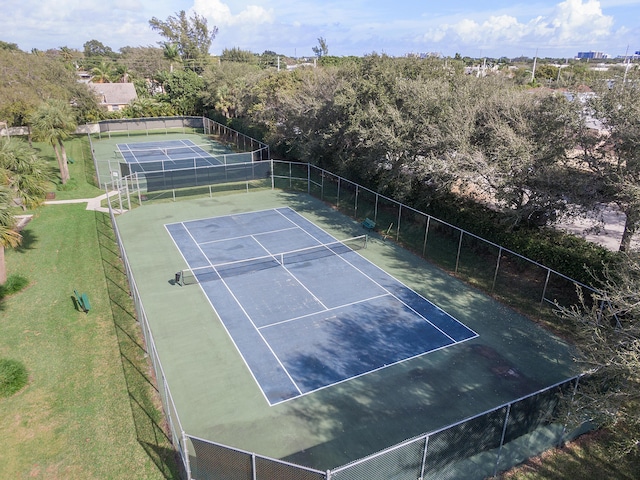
577;51;608;59
88;83;137;112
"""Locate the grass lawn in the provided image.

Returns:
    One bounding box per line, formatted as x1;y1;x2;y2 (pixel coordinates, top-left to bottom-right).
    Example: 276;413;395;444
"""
0;136;178;479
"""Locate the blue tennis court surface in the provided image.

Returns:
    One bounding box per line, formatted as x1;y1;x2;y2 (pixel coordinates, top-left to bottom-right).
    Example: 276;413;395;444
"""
166;208;478;405
117;139;222;172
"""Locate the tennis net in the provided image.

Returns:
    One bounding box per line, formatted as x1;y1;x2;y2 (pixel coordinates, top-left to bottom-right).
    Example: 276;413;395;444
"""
179;235;368;285
115;143;214;159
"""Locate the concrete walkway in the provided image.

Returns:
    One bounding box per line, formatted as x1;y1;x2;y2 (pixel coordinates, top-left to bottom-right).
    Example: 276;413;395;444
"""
44;190;121;213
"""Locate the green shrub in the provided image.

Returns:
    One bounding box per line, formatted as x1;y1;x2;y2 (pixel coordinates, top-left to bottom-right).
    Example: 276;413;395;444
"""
0;274;29;298
0;358;28;397
56;177;79;191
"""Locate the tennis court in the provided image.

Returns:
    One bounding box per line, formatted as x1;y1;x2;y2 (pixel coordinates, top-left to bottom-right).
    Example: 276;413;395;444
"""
166;207;477;405
117;139;222;172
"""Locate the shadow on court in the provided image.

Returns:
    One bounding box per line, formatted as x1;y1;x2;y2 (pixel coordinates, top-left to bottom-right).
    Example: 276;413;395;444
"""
113;189;579;474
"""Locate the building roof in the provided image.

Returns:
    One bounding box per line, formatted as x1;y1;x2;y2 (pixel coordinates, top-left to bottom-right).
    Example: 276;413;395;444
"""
88;83;137;106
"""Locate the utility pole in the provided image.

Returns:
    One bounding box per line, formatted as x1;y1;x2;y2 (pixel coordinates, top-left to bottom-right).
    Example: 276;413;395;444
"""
531;48;538;83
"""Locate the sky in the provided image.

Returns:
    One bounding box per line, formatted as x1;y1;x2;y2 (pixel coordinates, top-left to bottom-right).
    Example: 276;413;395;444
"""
1;0;639;59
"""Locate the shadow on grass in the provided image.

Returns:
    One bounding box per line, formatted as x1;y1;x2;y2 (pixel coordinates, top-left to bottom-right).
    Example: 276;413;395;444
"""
14;228;37;253
95;211;182;479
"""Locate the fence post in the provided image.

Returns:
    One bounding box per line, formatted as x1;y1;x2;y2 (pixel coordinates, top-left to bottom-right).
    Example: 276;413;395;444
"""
374;193;379;223
423;216;431;257
492;246;503;293
455;229;463;274
396;204;401;241
493;403;512;478
560;376;582;444
182;432;192;480
541;269;551;306
419;434;429;480
251;453;257;480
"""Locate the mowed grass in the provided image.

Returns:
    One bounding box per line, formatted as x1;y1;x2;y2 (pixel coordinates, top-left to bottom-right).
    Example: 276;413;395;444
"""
0;137;178;479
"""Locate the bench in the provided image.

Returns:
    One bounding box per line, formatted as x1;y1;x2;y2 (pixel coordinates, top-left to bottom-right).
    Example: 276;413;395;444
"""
362;218;376;231
74;289;91;313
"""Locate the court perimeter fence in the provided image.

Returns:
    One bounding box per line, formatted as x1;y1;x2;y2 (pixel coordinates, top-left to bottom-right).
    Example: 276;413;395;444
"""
88;116;270;188
104;153;595;478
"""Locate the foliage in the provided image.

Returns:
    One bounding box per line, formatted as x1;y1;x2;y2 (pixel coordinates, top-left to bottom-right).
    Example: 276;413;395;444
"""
0;48;98;126
220;47;258;64
312;37;329;57
83;39;117;58
122;97;175;118
157;69;204;115
90;59;115;83
0;137;49;209
29;99;77;184
119;45;170;80
585;77;640;251
149;10;217;72
0;273;28;297
0;186;21;284
0;358;28;397
556;252;640;458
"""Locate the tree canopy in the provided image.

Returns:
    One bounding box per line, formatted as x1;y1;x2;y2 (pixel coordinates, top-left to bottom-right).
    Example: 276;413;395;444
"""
149;11;217;72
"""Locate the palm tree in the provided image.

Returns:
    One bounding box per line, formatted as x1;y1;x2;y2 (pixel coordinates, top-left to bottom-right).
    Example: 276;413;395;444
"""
0;187;21;285
114;64;131;83
163;42;180;73
0;138;48;209
91;60;114;83
29;100;77;185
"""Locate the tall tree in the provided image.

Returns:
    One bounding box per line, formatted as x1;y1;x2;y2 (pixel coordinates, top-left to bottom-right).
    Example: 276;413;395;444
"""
468;86;581;227
29;100;77;185
83;39;116;58
312;37;329;58
0;48;98;127
158;69;204;115
585;80;640;252
149;10;217;72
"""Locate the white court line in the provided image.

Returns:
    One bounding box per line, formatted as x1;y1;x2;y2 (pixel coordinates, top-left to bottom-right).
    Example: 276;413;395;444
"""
274;207;473;343
257;293;392;330
251;235;330;312
165;220;302;403
198;226;299;246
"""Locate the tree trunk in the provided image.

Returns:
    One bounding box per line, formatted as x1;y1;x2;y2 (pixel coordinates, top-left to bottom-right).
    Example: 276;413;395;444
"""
57;140;70;184
50;142;66;184
0;245;6;285
619;207;639;252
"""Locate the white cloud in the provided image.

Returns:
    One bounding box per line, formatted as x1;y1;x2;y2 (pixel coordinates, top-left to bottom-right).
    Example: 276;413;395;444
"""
421;0;613;52
192;0;274;27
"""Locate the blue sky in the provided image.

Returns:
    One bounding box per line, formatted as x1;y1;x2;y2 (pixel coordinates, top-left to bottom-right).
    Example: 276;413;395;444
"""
2;0;639;58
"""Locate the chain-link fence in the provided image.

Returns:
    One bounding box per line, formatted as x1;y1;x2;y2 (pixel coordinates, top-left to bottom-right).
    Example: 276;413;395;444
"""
87;117;270;188
102;128;592;480
271;161;598;317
